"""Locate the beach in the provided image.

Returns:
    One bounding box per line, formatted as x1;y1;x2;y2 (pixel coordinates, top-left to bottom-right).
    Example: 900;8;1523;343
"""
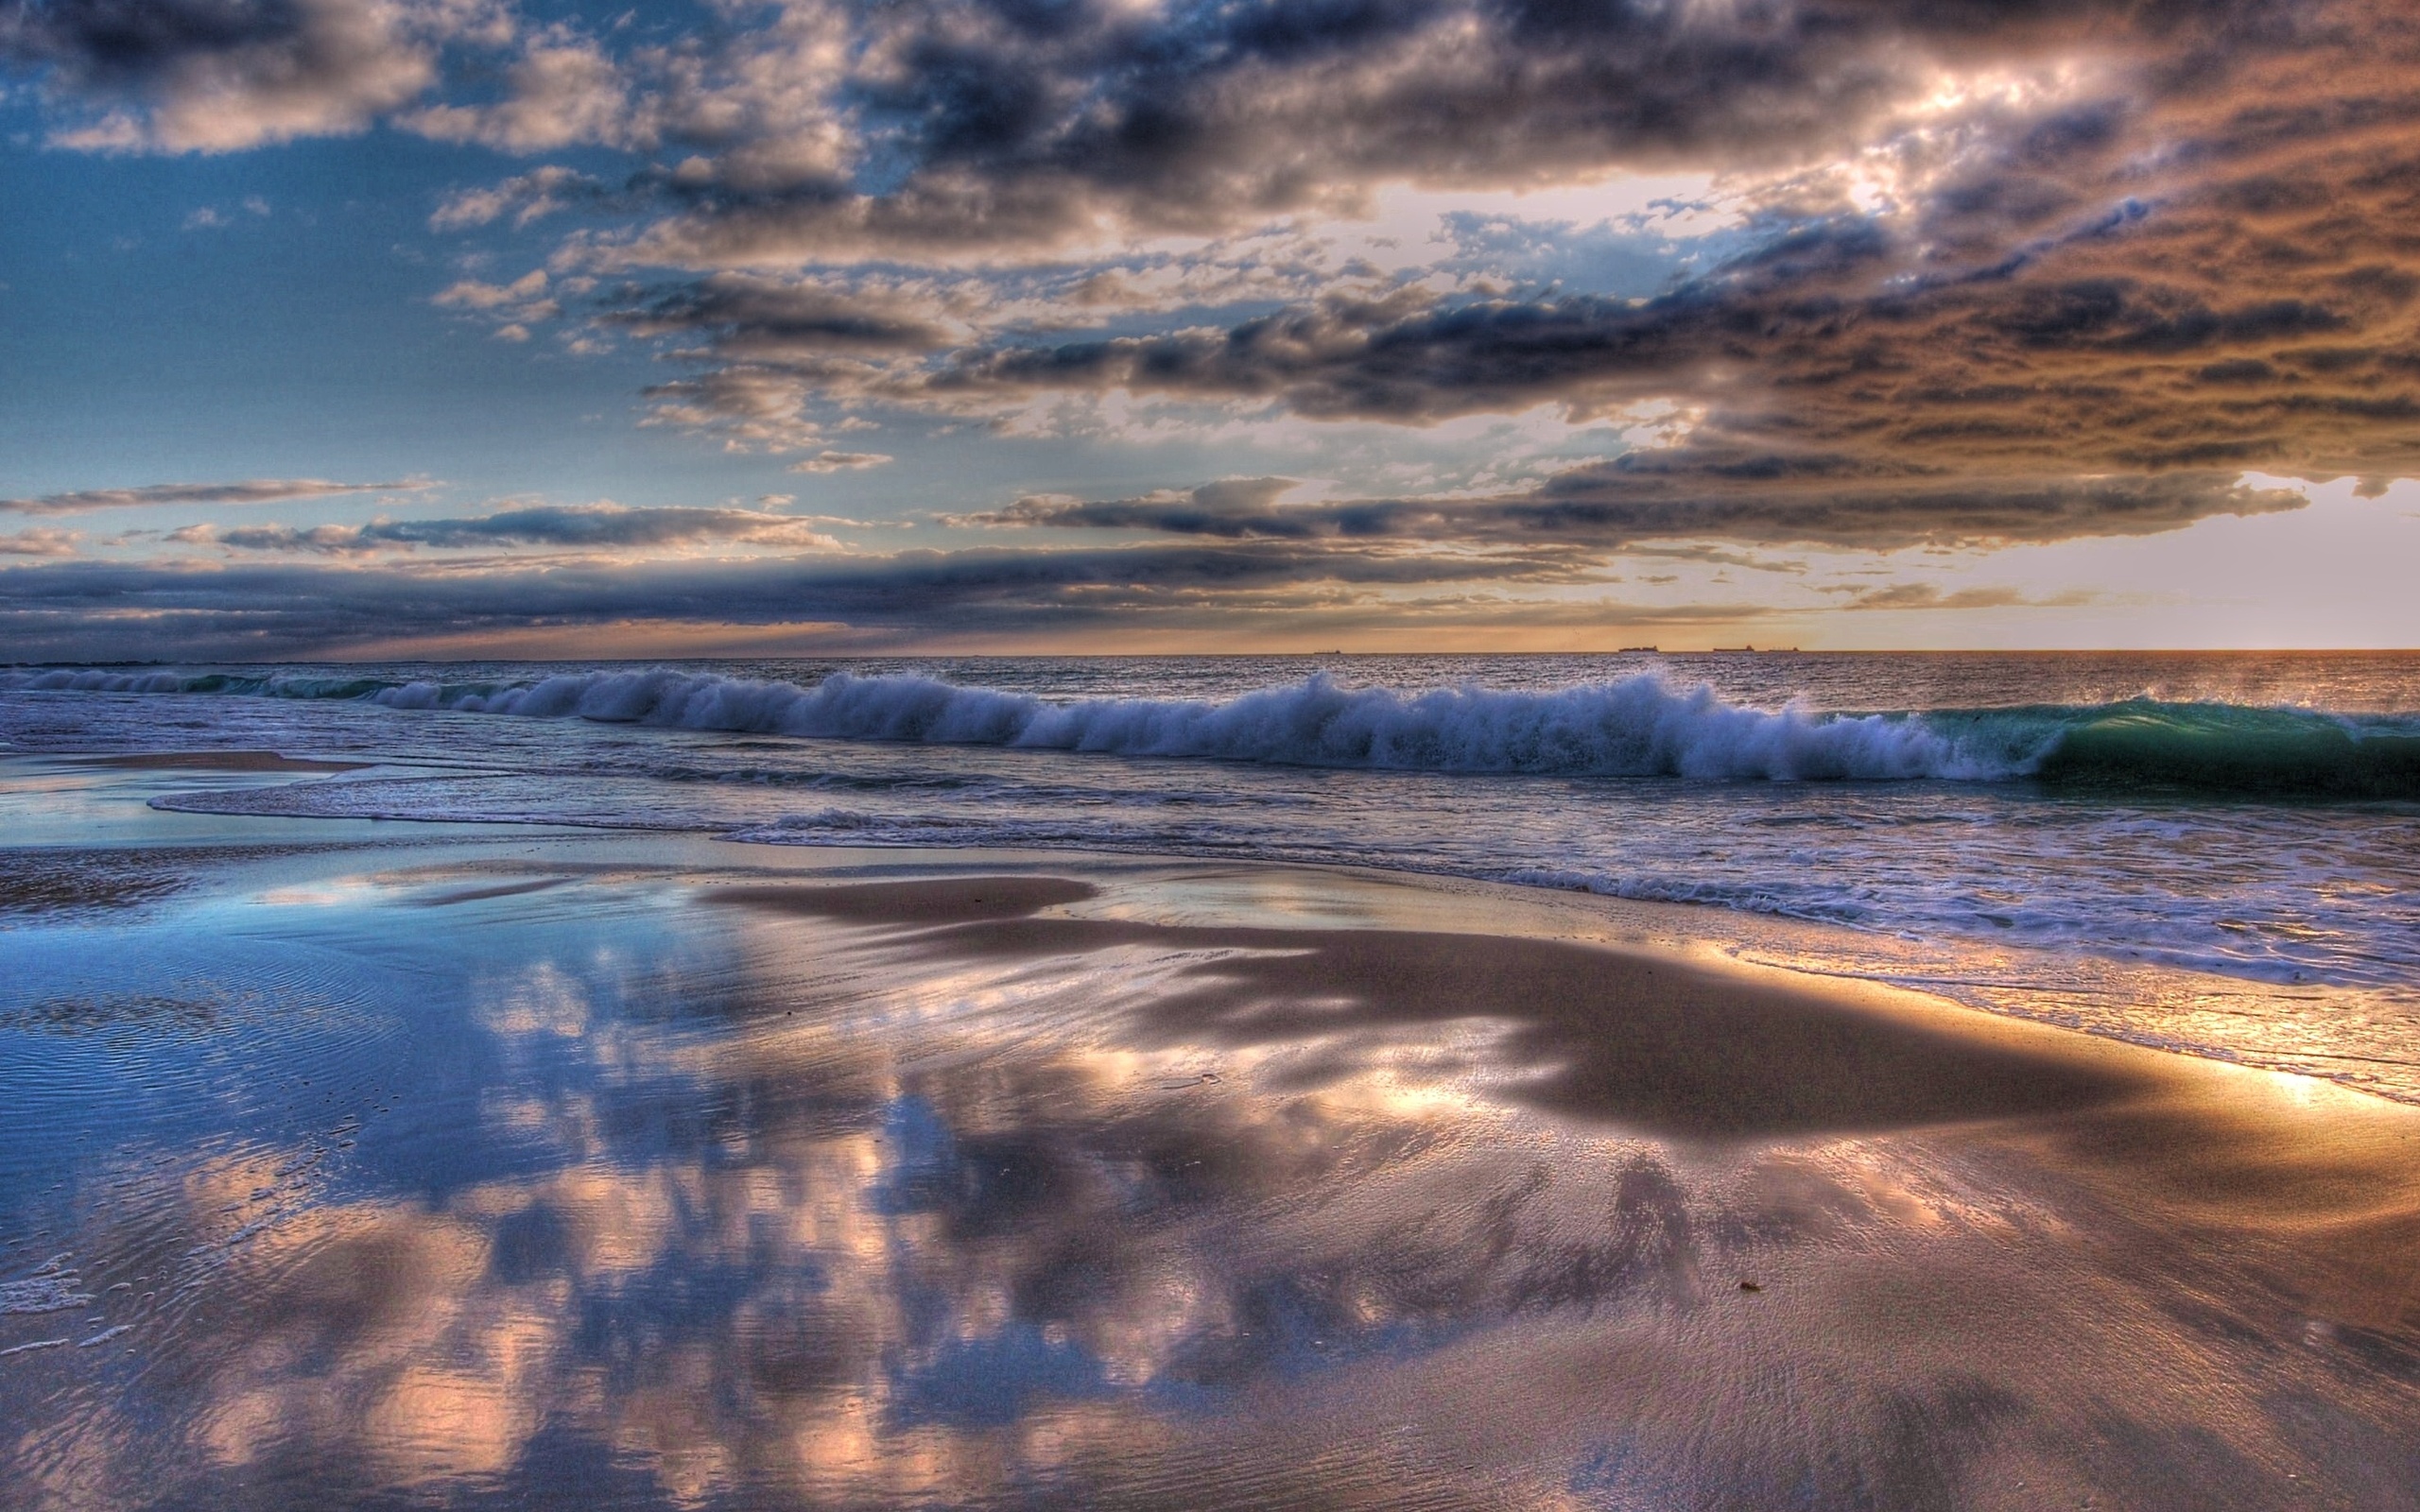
4;753;2417;1509
14;0;2420;1491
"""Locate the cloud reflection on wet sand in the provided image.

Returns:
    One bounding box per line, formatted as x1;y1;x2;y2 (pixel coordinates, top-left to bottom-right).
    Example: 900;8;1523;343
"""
3;849;2417;1509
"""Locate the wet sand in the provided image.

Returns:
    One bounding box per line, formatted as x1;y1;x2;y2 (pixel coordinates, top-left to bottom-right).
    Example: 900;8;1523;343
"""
68;751;376;773
2;823;2418;1509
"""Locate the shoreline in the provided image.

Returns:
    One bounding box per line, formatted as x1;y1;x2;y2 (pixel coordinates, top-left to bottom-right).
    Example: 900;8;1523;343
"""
3;772;2419;1505
18;740;2416;1109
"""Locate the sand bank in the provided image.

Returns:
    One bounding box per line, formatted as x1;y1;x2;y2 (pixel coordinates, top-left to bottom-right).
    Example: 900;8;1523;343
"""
1;829;2416;1509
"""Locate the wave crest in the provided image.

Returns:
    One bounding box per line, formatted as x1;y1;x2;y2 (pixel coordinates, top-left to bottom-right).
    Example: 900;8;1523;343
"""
365;667;1987;781
9;664;2418;795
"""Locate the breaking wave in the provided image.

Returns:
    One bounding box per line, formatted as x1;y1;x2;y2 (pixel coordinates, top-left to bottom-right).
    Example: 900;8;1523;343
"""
9;665;2418;797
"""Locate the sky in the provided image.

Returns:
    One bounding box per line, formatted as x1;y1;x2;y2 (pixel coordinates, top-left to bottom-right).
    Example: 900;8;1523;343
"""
4;0;2420;659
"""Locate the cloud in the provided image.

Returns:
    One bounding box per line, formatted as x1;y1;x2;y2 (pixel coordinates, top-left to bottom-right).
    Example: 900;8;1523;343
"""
0;527;79;557
953;477;1308;536
9;0;2286;237
16;0;2420;561
1838;582;2096;610
594;267;1100;448
170;502;843;555
901;204;2413;474
1494;467;2314;550
524;0;2420;542
610;271;966;354
0;541;1607;658
0;477;432;516
432;269;546;310
951;469;2308;551
788;451;891;474
434;269;560;335
591;0;2258;267
635;364;867;452
769;89;2413;545
1;0;480;152
182;195;270;230
428;166;604;232
397;25;627;152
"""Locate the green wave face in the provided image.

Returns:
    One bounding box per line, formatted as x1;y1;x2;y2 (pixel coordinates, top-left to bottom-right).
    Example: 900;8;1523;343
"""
2028;701;2420;799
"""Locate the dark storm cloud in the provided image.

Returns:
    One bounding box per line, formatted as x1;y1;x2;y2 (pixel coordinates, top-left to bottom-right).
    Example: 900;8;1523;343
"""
604;273;960;356
3;0;304;85
838;0;2420;544
954;478;1312;538
9;0;2286;199
0;541;1599;659
613;0;2290;265
904;182;2420;479
1503;467;2312;547
0;477;431;515
18;0;2420;562
581;0;2420;546
0;0;467;150
169;502;842;554
913;268;1828;422
966;470;2308;550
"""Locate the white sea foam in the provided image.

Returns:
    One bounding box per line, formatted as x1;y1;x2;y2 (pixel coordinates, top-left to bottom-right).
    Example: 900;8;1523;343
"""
354;667;2018;781
6;670;198;694
0;1338;70;1359
1;1258;94;1315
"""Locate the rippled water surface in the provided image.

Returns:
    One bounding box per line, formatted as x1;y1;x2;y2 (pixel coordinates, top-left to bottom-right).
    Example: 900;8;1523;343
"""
5;652;2417;1099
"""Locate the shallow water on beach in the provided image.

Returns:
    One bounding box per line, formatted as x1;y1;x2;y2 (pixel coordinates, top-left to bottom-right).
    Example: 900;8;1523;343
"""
6;651;2419;1100
5;657;2420;1503
2;808;2418;1510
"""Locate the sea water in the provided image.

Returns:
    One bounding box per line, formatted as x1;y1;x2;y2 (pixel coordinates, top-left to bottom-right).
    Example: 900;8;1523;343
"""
6;651;2417;1096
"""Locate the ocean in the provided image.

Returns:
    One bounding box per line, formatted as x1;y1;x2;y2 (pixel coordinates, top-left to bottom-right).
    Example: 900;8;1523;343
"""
7;650;2417;1099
